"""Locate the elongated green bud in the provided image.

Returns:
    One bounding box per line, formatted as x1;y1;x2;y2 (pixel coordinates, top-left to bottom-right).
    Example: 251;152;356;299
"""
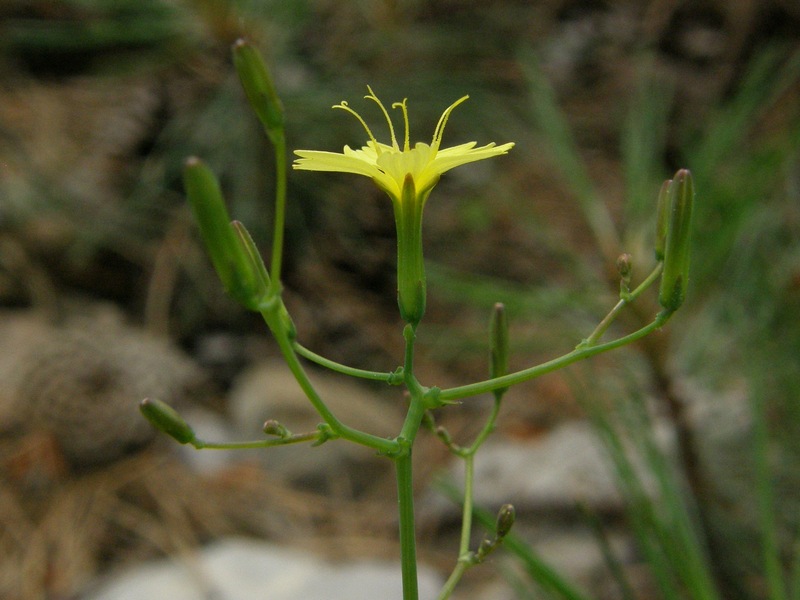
231;220;271;307
184;156;240;291
495;503;516;538
616;253;633;297
184;158;267;310
489;302;509;398
654;178;673;261
232;38;284;142
658;169;694;312
475;538;495;562
140;398;195;444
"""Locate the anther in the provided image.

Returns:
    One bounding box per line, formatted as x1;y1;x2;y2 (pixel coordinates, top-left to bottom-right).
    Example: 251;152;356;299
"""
365;85;399;150
432;95;469;151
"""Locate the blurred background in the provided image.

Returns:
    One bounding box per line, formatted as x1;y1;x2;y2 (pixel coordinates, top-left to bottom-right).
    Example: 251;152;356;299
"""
0;1;799;599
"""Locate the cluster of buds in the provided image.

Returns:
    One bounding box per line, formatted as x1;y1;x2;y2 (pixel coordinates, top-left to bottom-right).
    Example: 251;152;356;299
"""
183;157;272;311
472;503;516;564
182;39;291;324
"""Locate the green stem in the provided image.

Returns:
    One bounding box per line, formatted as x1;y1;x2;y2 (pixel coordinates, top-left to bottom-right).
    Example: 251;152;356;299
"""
438;397;503;599
466;396;503;455
454;398;503;562
396;451;419;600
193;430;320;450
584;263;663;345
394;322;429;600
292;341;403;384
270;130;287;284
459;453;476;556
260;303;399;454
437;560;471;600
439;312;670;402
399;324;428;442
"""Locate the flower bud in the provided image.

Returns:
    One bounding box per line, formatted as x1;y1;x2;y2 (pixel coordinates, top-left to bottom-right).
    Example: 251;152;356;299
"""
312;423;336;447
616;253;633;297
495;503;516;539
263;419;290;438
475;537;495;562
140;398;195;445
184;158;268;310
654;178;673;261
489;303;509;398
658;169;694;312
435;425;453;447
616;253;632;281
232;38;285;142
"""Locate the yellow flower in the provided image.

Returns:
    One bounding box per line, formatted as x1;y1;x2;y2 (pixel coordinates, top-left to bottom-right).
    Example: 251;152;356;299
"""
293;86;514;326
292;86;514;203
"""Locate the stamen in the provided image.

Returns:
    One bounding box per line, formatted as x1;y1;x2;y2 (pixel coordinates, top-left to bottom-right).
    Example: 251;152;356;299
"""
333;100;380;153
364;86;399;150
392;100;410;152
432;95;469;151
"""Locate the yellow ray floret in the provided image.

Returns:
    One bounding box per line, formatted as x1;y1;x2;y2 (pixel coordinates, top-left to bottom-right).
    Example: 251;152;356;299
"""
293;86;514;203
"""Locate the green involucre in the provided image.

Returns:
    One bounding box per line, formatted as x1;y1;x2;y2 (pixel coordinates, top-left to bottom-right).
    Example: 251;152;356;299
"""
658;169;694;312
140;398;195;445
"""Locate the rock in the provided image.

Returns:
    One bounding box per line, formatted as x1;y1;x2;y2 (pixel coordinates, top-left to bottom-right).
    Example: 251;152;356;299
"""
423;418;673;599
81;538;442;600
464;421;623;511
0;306;204;467
0;312;51;430
681;379;798;585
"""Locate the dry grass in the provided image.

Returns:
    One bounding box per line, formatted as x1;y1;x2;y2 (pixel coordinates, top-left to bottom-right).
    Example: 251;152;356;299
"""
0;436;418;600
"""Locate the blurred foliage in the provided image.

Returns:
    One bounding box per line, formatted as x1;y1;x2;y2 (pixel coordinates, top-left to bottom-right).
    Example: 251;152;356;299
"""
522;40;800;599
1;1;799;596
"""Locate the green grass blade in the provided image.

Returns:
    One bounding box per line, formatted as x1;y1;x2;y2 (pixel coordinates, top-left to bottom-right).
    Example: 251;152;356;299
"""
519;49;619;260
751;370;789;600
620;63;673;228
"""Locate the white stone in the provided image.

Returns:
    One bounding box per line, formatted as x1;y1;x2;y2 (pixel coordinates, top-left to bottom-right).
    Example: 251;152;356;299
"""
83;538;442;600
469;421;622;510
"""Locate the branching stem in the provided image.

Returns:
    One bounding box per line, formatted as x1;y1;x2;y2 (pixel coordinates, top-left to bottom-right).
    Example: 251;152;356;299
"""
193;430;320;450
259;303;399;454
584;262;663;345
293;341;403;384
440;311;670;402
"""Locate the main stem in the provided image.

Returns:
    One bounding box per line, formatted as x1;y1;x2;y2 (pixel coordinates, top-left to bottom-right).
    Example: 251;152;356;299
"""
396;323;425;600
396;452;419;600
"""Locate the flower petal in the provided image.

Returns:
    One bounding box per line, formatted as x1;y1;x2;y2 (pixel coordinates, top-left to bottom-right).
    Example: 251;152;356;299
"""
293;149;382;179
293;88;514;206
431;142;514;174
